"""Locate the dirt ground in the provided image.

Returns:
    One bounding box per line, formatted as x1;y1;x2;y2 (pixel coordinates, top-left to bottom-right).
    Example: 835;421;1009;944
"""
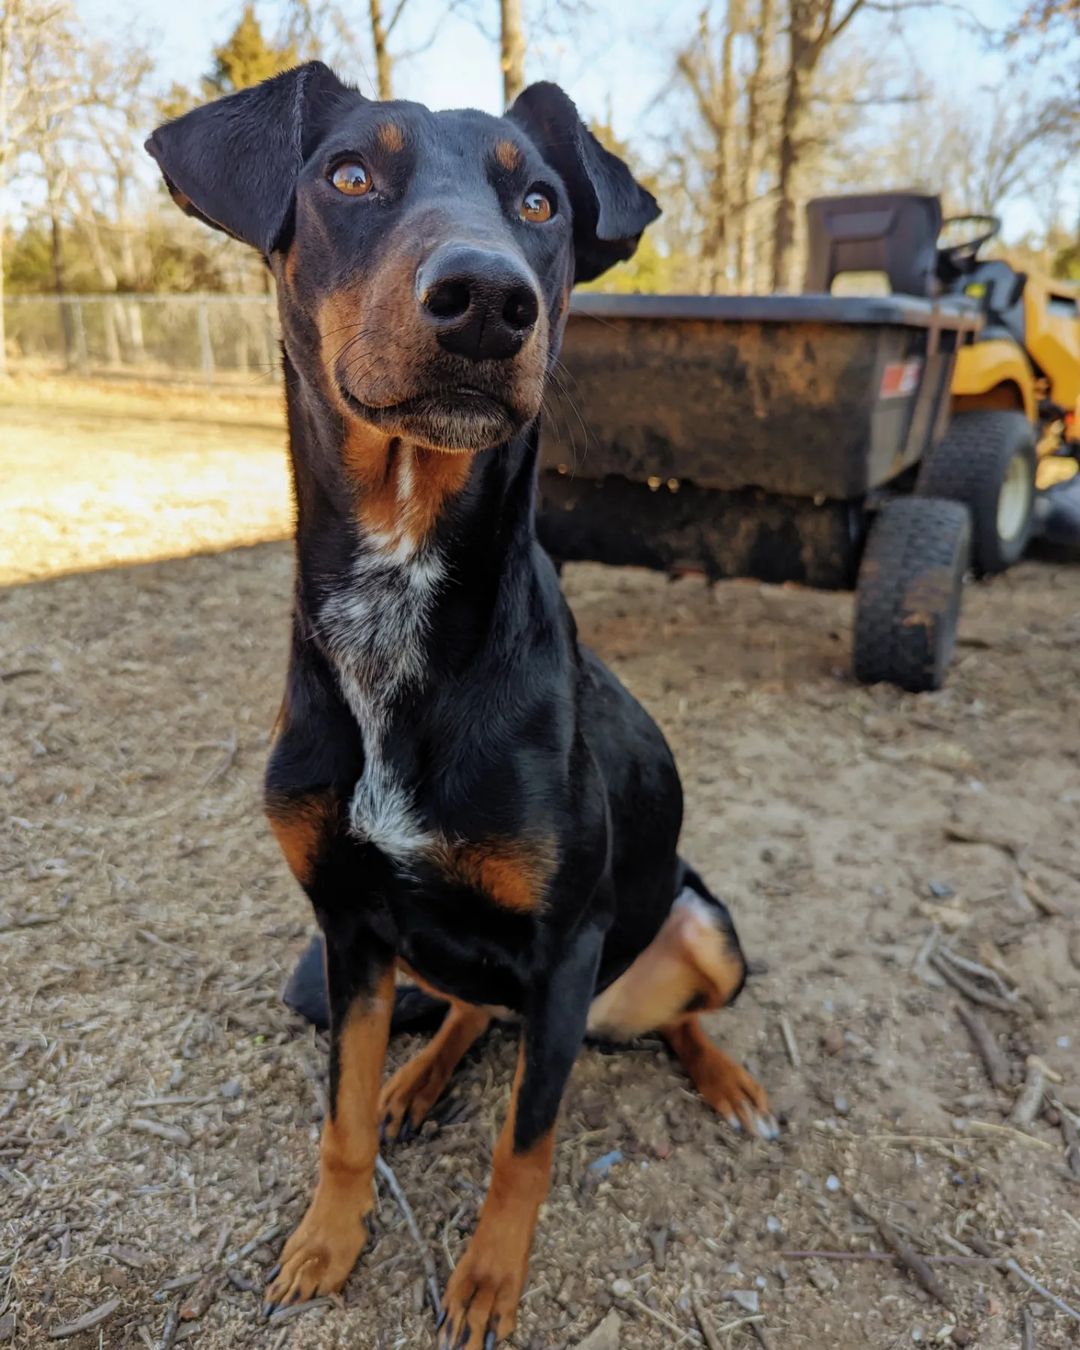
2;380;1079;1350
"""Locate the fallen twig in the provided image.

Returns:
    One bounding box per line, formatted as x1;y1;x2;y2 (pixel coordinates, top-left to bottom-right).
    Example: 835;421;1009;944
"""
930;952;1016;1012
851;1198;951;1309
1054;1100;1080;1177
225;1222;283;1265
964;1233;1080;1324
936;947;1019;1004
1008;1059;1046;1129
955;1004;1011;1090
157;1303;180;1350
129;1118;193;1148
268;1296;337;1324
780;1250;990;1267
48;1298;121;1340
778;1016;801;1070
690;1294;722;1350
375;1155;440;1317
1020;1304;1036;1350
964;1120;1055;1150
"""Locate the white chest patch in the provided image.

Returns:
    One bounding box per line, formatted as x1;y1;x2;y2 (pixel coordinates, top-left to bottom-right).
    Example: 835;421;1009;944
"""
319;537;445;860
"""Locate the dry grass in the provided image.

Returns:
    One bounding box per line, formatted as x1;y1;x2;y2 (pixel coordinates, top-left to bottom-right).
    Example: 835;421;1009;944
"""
0;375;290;585
1;380;1079;1348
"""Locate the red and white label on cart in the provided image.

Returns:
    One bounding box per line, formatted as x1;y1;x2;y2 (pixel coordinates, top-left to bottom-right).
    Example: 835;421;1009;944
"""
879;359;923;399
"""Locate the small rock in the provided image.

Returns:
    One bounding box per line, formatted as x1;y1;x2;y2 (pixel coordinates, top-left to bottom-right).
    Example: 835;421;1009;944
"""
0;1313;13;1343
833;1094;850;1116
765;1214;782;1235
588;1150;624;1178
822;1028;845;1056
653;1139;672;1160
728;1290;759;1314
220;1080;242;1100
610;1278;634;1300
950;1328;974;1347
825;1174;841;1192
573;1310;622;1350
928;880;955;899
807;1262;839;1293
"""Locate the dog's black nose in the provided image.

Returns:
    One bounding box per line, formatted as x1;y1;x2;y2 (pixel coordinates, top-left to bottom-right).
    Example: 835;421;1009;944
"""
418;246;540;362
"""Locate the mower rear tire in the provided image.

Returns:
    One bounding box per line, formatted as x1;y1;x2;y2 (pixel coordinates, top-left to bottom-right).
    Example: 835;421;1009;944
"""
853;497;970;693
916;410;1036;575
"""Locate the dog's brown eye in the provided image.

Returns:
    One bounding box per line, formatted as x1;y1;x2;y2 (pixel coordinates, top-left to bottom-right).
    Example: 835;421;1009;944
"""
520;189;553;224
331;162;372;196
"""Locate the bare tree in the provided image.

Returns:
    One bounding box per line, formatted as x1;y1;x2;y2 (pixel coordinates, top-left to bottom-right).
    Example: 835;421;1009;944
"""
771;0;870;291
1;0;76;376
368;0;414;97
500;0;526;103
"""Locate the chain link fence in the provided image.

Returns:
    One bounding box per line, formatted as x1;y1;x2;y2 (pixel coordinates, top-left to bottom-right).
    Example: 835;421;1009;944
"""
3;294;281;386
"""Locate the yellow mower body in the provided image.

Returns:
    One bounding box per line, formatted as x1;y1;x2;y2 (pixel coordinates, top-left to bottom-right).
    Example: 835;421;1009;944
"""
950;270;1080;486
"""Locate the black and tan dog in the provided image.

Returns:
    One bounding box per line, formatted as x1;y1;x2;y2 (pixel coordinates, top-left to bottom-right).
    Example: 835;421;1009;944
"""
147;62;774;1350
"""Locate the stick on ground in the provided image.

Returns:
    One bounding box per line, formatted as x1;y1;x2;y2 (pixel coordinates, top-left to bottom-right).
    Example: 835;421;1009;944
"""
375;1155;441;1317
1008;1059;1046;1129
955;1004;1011;1090
690;1295;722;1350
48;1298;121;1340
851;1198;951;1309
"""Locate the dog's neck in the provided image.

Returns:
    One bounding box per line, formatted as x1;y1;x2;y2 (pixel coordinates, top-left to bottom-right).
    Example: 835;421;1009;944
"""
283;355;548;686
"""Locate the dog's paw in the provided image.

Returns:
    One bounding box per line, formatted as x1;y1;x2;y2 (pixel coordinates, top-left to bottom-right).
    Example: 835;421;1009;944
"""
436;1231;526;1350
262;1198;369;1315
705;1058;778;1141
378;1059;441;1144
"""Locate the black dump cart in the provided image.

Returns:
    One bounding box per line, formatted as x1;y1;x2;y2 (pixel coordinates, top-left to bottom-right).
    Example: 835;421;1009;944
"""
537;194;986;692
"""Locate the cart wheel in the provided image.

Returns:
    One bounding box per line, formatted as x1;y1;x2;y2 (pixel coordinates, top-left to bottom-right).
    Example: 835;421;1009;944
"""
854;497;971;692
916;410;1036;575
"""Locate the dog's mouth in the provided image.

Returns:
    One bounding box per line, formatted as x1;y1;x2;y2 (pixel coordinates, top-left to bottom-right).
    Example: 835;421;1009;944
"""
338;382;525;453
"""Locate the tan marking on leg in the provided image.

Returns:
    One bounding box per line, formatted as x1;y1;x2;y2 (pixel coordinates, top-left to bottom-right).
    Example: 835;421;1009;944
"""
379;1000;491;1140
494;139;524;171
376;120;405;152
662;1015;775;1137
432;837;557;913
267;968;395;1307
439;1045;553;1349
266;791;338;888
587;894;744;1038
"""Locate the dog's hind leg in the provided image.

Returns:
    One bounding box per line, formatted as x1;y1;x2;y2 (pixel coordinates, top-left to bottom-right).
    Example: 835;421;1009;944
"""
661;1015;776;1138
587;887;776;1139
379;1000;491;1143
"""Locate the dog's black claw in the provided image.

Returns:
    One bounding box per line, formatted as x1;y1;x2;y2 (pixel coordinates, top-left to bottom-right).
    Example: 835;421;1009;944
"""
485;1330;497;1350
261;1302;275;1319
264;1264;281;1285
400;1119;416;1144
435;1307;448;1331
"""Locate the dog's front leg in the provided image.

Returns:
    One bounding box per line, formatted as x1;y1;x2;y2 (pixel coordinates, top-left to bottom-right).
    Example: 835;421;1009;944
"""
265;906;394;1313
438;925;603;1350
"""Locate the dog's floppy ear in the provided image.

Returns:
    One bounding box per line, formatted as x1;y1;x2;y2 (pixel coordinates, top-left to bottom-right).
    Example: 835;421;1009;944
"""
145;61;356;255
508;82;660;283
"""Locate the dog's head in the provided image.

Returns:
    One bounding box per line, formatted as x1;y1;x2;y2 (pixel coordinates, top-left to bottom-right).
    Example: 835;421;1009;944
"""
146;63;658;455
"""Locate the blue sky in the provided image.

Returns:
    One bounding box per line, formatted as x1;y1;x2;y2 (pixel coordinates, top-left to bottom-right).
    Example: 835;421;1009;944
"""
75;0;1073;240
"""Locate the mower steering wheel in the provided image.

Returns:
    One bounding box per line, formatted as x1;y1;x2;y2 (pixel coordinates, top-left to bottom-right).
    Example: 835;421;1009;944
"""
937;214;1001;277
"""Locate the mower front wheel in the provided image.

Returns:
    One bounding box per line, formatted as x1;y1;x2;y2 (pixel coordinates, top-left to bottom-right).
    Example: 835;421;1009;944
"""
853;497;971;693
916;410;1036;575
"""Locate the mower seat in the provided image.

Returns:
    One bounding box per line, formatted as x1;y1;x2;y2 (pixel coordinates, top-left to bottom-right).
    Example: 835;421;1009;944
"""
804;192;943;298
962;259;1027;347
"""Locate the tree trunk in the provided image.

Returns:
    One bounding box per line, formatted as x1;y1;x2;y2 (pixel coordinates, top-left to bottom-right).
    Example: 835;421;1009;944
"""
771;25;809;293
500;0;526;106
739;0;775;291
48;206;77;368
0;214;7;380
369;0;393;99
